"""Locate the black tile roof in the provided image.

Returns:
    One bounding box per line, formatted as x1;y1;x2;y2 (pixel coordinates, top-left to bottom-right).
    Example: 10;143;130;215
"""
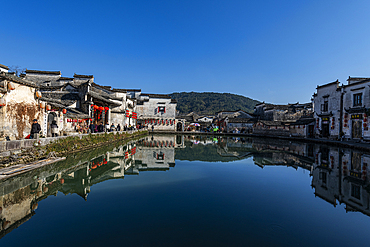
316;80;340;89
58;77;74;80
0;64;9;70
74;73;94;78
111;88;128;93
141;93;171;99
0;73;38;88
92;83;113;92
87;91;121;106
26;70;61;75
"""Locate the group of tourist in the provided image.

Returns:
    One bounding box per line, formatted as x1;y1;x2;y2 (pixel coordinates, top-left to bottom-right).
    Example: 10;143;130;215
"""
88;122;122;133
28;119;133;139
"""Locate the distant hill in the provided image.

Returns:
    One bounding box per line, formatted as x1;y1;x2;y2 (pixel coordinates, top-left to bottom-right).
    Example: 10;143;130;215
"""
169;92;260;115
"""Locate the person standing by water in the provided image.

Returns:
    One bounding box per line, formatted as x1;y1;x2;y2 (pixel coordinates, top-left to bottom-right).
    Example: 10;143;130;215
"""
51;120;59;137
89;122;95;133
30;119;41;139
98;122;104;132
110;123;116;132
116;124;121;131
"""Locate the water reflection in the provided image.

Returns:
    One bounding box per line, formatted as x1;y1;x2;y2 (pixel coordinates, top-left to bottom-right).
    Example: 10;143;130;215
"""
1;134;370;239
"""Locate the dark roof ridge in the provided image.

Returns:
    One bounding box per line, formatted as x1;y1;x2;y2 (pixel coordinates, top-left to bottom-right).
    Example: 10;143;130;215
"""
141;93;171;98
0;64;9;70
26;70;61;75
347;76;370;81
316;80;340;89
74;73;94;78
344;78;370;88
92;82;111;91
111;88;128;93
117;88;141;92
58;77;74;80
0;73;39;88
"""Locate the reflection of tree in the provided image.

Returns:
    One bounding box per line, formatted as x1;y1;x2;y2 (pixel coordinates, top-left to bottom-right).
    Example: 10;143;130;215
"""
175;141;239;162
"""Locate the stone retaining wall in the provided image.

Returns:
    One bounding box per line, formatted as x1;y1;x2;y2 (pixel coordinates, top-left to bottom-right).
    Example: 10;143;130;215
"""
0;130;138;156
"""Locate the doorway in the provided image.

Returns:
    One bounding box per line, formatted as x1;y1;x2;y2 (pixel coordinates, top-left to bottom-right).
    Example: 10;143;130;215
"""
47;112;57;137
176;122;183;131
321;122;329;138
308;125;314;138
352;120;362;139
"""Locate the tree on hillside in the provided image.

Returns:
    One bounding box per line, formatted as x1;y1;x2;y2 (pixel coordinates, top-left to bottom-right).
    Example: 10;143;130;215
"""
170;92;260;115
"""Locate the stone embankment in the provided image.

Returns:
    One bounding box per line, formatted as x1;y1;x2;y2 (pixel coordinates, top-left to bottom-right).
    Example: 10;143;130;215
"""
0;130;148;171
152;130;370;152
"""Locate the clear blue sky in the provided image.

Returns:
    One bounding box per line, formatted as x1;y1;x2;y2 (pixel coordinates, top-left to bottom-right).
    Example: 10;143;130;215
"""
1;0;370;104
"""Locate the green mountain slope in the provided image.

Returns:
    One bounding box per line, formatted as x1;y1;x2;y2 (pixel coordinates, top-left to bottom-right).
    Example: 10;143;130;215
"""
169;92;260;115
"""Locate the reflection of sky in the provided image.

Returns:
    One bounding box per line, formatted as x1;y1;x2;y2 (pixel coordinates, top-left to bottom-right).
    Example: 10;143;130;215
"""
2;156;370;246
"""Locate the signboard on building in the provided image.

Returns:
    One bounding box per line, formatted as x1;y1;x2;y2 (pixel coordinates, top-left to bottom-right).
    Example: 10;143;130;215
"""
351;114;363;119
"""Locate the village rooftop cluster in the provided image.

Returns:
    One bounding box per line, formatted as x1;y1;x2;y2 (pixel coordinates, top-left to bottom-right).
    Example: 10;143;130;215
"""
182;78;370;141
1;62;369;142
0;63;177;140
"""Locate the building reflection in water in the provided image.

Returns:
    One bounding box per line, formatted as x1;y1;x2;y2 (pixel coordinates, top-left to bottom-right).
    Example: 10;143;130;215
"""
1;134;370;238
0;135;180;238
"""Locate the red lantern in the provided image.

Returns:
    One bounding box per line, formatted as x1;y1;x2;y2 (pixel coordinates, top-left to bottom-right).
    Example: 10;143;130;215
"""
99;106;104;111
104;107;109;111
364;123;367;128
0;98;5;107
62;109;67;114
94;105;99;110
8;82;15;90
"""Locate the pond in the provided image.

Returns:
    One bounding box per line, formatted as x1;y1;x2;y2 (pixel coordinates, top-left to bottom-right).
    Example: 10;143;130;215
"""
0;135;370;246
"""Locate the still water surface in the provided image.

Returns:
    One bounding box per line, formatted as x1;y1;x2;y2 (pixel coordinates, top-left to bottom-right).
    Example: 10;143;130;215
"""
1;135;370;246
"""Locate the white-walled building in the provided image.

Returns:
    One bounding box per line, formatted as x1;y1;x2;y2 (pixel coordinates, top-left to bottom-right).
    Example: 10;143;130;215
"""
312;80;342;139
136;94;177;130
342;77;370;140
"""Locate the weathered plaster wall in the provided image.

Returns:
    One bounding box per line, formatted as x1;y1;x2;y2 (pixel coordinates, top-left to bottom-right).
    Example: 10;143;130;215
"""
3;83;44;140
